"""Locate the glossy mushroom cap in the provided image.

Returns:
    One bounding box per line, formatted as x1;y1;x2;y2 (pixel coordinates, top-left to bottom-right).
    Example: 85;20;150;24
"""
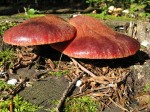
51;15;140;59
3;15;76;46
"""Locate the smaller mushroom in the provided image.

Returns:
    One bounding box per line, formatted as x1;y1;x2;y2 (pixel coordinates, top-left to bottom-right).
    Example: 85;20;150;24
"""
3;15;76;46
3;15;76;69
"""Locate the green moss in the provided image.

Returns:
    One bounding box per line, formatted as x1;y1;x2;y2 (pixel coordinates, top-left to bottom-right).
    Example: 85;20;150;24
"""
0;48;17;69
0;80;39;112
44;99;59;112
144;84;150;93
49;70;70;77
0;95;39;112
0;80;14;91
64;96;99;112
0;20;17;36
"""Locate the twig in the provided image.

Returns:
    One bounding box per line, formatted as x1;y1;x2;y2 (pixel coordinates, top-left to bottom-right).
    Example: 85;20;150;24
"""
56;73;82;112
10;95;14;112
109;97;129;112
138;105;149;111
101;101;111;111
71;86;111;98
9;77;28;94
70;58;96;77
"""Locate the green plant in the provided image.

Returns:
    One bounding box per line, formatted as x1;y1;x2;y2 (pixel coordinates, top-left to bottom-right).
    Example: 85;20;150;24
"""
0;48;17;69
0;95;39;112
64;96;99;112
24;7;39;16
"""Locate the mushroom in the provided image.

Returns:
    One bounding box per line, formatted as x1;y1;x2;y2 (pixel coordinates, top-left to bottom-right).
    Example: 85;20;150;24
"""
2;15;76;70
3;15;76;46
51;16;140;108
51;15;140;59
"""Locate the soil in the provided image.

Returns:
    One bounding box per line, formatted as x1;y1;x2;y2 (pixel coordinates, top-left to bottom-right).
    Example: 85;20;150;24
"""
0;14;150;112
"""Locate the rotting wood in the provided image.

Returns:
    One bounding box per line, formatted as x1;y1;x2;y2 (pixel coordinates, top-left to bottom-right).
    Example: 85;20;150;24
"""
56;73;82;112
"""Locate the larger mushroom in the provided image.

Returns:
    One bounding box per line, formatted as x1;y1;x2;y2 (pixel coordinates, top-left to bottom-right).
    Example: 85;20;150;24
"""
51;15;140;111
51;15;140;59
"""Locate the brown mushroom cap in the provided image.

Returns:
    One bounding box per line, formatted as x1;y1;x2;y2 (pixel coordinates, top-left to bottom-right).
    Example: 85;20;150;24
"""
3;15;76;46
51;15;140;59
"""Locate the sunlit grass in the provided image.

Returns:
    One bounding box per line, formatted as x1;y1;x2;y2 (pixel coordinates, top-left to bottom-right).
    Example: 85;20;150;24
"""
10;13;45;18
86;14;135;21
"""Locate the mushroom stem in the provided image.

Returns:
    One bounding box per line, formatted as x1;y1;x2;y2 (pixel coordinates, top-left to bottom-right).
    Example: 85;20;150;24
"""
70;58;96;77
57;53;63;69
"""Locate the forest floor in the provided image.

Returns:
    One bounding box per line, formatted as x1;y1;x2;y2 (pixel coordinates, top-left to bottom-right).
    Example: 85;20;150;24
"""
0;11;150;111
